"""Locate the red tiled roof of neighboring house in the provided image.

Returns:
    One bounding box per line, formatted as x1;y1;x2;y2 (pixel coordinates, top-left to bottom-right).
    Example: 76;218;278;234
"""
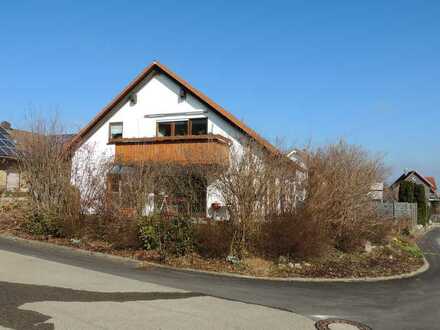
392;170;436;192
67;61;279;155
425;176;437;191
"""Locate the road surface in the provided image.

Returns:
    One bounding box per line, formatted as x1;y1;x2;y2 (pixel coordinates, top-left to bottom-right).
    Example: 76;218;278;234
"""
0;228;439;329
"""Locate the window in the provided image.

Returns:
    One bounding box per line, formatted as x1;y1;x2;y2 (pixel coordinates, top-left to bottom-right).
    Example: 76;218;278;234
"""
157;121;188;137
175;121;189;136
109;122;123;140
190;118;207;135
158;122;173;137
156;118;208;137
109;174;120;193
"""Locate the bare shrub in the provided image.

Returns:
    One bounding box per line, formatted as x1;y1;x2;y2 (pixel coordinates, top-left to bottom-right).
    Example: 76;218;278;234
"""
304;140;389;252
138;214;194;260
363;216;397;245
212;141;302;258
17;116;79;236
106;160;210;220
152;164;209;218
104;215;141;249
17;114;118;238
256;211;330;259
194;221;233;258
105;161;209;255
71;143;113;217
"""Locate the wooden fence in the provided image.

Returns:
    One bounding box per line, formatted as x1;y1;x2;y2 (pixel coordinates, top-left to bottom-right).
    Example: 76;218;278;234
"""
375;202;418;228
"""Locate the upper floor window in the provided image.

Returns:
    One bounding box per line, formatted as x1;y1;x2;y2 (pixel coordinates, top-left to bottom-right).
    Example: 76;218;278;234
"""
109;122;123;140
174;121;189;136
190;118;207;135
157;118;208;137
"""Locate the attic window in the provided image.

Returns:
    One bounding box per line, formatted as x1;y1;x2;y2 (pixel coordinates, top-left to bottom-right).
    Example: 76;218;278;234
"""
109;122;123;140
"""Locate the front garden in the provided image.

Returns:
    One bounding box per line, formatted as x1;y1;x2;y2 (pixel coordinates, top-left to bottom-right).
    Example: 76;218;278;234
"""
0;122;425;279
0;200;424;278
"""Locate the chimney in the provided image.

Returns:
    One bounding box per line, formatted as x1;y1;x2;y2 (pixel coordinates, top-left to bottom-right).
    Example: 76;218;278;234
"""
0;121;11;130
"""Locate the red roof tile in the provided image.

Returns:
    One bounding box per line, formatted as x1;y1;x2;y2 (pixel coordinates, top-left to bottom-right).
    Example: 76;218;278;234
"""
425;176;437;190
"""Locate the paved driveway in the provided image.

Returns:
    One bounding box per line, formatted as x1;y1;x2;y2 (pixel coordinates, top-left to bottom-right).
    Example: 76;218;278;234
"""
1;228;439;330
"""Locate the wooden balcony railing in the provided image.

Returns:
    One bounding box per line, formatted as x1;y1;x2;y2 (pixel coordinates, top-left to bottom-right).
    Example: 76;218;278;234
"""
109;134;231;166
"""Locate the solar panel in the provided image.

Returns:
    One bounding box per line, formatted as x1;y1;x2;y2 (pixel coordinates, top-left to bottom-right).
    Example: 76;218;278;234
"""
0;127;18;158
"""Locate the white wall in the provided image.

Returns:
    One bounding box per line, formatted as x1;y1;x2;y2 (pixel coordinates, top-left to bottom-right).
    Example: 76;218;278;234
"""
73;72;249;215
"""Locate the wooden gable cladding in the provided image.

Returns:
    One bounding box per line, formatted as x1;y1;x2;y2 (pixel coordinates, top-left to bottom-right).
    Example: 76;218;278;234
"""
110;134;231;166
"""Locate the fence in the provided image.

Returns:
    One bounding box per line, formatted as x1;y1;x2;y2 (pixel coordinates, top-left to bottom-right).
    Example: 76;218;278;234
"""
376;202;418;228
431;214;440;223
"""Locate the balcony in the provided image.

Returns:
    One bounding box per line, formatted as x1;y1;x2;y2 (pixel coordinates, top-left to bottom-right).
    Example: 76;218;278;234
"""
109;134;231;166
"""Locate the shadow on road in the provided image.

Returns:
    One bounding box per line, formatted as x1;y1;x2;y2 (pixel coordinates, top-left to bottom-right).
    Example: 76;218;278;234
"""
0;280;203;330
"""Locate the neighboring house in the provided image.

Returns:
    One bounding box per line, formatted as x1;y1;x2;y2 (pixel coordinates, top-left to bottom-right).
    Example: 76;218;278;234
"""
0;121;75;193
0;121;21;192
391;170;440;212
68;61;283;217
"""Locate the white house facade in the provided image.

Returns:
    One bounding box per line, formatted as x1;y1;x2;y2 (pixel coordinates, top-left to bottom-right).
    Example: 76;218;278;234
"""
69;61;278;217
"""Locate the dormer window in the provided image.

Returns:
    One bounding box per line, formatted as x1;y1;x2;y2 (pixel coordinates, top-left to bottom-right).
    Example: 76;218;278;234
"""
109;122;123;140
157;118;208;137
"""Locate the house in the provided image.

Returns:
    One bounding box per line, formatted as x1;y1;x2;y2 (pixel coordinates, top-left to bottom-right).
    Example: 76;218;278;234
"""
68;61;285;217
0;121;22;192
0;121;75;194
391;170;440;213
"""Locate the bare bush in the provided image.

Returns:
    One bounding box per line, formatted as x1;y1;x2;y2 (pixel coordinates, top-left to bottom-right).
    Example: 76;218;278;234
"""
71;143;113;217
303;140;389;252
17;116;79;236
212;141;302;257
194;221;233;258
257;211;330;259
106;161;210;220
213;138;390;259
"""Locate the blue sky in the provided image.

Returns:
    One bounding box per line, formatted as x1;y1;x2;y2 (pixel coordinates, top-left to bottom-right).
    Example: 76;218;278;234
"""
0;1;439;182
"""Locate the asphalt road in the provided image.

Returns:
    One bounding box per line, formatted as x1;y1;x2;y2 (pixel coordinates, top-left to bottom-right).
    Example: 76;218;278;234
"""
0;245;314;330
0;228;439;330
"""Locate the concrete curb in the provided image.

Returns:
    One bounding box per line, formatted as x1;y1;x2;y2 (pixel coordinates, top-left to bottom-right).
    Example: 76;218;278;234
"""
0;233;430;283
139;255;430;283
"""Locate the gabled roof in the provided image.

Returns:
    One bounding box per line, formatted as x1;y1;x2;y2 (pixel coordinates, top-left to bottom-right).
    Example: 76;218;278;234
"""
392;170;436;192
67;61;278;154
